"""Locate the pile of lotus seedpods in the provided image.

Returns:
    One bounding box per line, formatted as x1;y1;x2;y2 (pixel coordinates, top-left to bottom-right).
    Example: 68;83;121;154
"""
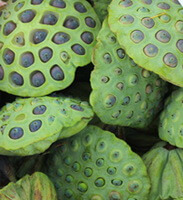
0;0;182;199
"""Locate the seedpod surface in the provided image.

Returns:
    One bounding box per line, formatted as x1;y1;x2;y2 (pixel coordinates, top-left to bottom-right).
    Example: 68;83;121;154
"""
108;0;183;87
0;0;101;96
159;88;183;148
45;125;150;200
90;18;167;129
0;172;57;200
0;96;94;156
143;141;183;200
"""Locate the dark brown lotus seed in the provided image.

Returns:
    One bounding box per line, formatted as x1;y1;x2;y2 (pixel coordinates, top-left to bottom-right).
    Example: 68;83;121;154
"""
157;2;170;9
42;14;58;25
21;52;34;67
33;105;47;115
31;0;43;5
50;0;66;8
0;65;4;80
70;104;84;111
85;17;96;28
31;71;45;87
4;49;15;64
177;40;183;53
9;127;24;139
52;32;70;44
131;30;144;43
155;30;171;43
33;30;47;44
63;17;79;29
117;48;125;59
20;10;35;23
29;120;42;132
120;15;134;24
50;65;64;81
74;2;87;13
143;44;158;57
72;44;85;55
141;17;155;28
81;32;93;44
11;72;24;86
141;0;152;4
163;53;178;68
3;21;16;35
119;0;133;7
39;47;53;62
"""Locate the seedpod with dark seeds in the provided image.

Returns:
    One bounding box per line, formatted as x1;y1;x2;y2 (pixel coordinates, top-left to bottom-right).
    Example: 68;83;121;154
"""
0;0;100;97
0;172;57;200
143;141;183;200
0;96;94;156
90;19;167;129
108;0;183;87
44;125;150;200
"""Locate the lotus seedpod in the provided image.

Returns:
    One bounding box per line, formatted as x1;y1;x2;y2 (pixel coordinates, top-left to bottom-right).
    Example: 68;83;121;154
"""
0;0;101;97
0;96;94;156
90;19;167;128
143;141;183;200
0;172;57;200
89;0;112;22
45;125;150;200
108;0;183;87
159;88;183;148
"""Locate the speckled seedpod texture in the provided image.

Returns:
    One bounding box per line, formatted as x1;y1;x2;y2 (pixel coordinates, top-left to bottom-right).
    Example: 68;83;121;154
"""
0;0;101;97
159;88;183;148
90;19;167;129
143;141;183;200
0;172;57;200
108;0;183;87
0;96;94;156
45;125;150;200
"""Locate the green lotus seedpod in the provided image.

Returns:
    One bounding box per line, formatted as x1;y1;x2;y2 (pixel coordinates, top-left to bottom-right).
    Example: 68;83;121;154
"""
0;96;93;156
0;0;100;97
0;172;57;200
108;0;183;87
143;141;183;200
90;19;167;129
159;88;183;148
45;125;150;200
89;0;112;22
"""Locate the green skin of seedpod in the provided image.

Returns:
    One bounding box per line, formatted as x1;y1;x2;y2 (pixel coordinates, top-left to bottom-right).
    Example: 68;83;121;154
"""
108;0;183;87
0;0;101;97
44;125;150;200
90;18;167;129
90;0;112;22
143;141;183;200
0;96;94;156
159;88;183;148
0;172;57;200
